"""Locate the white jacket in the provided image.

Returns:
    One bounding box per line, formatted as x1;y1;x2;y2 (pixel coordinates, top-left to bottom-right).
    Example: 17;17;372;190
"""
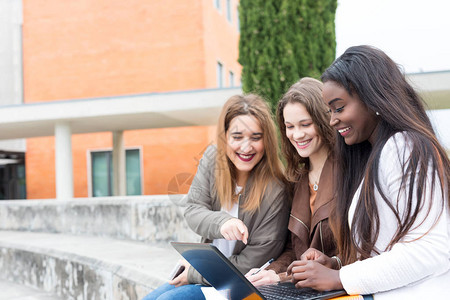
340;132;450;299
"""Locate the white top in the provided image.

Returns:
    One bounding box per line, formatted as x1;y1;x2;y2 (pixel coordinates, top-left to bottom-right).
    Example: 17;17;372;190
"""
340;132;450;299
212;186;242;258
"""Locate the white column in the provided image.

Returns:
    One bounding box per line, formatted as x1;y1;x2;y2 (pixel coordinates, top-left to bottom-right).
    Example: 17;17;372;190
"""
55;122;73;200
112;131;126;196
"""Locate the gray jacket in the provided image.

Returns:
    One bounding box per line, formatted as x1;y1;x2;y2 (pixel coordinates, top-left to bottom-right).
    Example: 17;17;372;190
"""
184;145;289;284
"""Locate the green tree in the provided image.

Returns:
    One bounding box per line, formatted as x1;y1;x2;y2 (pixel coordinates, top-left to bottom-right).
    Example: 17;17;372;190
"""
238;0;337;112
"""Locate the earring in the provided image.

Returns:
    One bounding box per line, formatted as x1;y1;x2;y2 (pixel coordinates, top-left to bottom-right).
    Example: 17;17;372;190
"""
376;112;380;116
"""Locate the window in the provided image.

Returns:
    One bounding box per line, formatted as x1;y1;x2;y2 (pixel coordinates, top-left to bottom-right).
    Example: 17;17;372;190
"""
217;62;223;88
91;151;113;197
226;0;232;22
91;149;142;197
125;149;141;195
229;71;234;87
214;0;221;11
0;160;26;200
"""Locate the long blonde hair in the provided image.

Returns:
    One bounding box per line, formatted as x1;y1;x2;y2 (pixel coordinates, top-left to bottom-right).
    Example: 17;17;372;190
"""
215;94;285;212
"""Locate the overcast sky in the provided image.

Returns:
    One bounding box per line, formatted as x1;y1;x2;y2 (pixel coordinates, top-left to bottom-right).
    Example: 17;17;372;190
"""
335;0;450;74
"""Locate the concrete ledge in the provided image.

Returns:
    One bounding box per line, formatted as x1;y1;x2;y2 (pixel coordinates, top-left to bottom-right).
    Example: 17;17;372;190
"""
0;195;199;244
0;278;64;300
0;231;182;300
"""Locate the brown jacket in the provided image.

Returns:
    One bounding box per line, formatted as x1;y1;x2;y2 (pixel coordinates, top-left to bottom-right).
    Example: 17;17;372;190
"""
184;145;290;284
268;157;337;280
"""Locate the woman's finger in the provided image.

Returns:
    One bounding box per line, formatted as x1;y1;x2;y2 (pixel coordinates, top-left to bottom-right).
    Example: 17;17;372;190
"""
245;268;259;277
300;249;317;261
286;260;306;274
295;278;310;289
291;266;308;280
241;226;249;244
235;221;248;244
168;277;179;286
231;224;242;240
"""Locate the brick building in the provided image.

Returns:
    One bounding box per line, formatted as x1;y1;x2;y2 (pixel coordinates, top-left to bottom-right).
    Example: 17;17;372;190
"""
1;1;448;201
0;0;242;199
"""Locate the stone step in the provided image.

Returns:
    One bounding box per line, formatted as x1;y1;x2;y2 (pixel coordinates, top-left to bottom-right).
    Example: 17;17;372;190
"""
0;279;63;300
0;230;184;300
0;196;199;244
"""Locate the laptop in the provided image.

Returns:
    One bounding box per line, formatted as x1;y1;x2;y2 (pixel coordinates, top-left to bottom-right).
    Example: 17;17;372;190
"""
171;242;347;300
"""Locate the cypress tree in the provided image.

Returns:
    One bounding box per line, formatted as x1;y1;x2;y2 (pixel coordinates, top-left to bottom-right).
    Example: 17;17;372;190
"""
238;0;337;112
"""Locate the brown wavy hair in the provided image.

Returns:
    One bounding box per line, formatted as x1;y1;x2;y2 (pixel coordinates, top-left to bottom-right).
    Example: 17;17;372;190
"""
276;77;335;182
215;94;285;212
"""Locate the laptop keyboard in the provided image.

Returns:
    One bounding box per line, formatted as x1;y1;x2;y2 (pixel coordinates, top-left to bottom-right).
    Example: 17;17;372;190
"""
258;282;342;300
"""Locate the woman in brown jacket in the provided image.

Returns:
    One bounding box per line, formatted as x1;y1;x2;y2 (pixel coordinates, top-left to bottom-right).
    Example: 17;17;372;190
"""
246;77;338;286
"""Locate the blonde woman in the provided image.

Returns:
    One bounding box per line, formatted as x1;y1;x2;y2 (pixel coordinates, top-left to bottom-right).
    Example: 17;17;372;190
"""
144;94;289;300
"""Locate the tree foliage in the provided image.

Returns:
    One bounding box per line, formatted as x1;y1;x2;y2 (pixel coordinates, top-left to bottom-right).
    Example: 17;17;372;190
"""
238;0;337;112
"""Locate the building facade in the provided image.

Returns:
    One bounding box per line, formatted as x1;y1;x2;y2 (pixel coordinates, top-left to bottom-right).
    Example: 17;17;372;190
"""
1;1;448;201
4;0;241;199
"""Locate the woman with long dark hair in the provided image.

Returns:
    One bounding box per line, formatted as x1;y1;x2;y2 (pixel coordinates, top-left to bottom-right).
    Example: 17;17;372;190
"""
287;45;450;298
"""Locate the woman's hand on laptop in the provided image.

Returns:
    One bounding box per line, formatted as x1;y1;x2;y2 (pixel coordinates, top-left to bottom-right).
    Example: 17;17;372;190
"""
168;259;191;287
286;260;343;291
300;248;334;269
245;269;280;286
220;218;249;244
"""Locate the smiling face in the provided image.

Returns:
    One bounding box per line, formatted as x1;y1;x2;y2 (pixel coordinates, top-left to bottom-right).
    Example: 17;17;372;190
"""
283;102;326;160
226;115;265;180
322;81;379;145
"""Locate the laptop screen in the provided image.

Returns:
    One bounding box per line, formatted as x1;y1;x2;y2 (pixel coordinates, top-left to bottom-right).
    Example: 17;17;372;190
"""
171;242;264;300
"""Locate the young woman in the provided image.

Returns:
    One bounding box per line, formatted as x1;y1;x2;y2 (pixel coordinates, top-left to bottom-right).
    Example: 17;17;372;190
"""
144;94;289;300
287;45;450;298
246;77;338;286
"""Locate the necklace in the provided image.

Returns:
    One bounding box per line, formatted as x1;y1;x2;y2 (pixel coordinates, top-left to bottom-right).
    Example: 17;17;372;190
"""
309;172;320;191
309;153;327;192
313;182;318;191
